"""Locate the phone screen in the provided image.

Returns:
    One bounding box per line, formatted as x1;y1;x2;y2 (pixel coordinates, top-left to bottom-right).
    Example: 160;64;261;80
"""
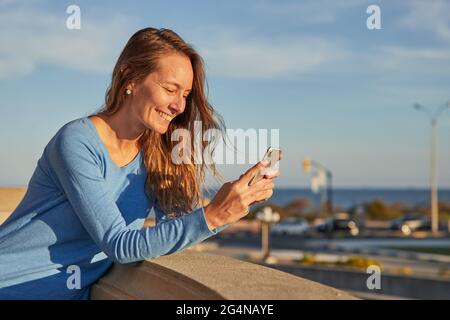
248;147;281;186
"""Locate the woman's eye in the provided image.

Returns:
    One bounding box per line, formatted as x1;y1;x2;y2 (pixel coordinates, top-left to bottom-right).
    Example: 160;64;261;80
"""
164;87;176;94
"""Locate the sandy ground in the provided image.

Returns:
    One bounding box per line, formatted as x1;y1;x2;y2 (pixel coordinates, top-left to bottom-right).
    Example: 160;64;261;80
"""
0;187;26;224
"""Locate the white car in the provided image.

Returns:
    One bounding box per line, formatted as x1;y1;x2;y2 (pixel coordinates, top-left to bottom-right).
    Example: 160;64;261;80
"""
271;218;310;236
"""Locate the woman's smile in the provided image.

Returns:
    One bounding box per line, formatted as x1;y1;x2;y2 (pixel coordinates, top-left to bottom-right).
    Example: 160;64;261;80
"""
156;109;174;122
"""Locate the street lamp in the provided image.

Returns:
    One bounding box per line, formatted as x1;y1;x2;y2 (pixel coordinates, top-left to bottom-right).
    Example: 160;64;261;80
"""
255;206;280;262
303;158;334;220
413;101;450;235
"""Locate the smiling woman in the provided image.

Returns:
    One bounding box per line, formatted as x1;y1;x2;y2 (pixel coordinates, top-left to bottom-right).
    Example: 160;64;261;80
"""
93;29;217;215
0;27;279;300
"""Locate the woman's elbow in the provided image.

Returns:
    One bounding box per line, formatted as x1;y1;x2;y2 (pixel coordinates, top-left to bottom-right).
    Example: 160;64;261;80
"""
106;251;143;264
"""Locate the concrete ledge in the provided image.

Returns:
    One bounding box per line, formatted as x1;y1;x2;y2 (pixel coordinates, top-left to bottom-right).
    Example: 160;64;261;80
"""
91;250;356;300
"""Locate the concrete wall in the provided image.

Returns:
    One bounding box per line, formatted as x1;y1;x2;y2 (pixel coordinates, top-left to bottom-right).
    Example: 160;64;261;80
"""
91;250;357;300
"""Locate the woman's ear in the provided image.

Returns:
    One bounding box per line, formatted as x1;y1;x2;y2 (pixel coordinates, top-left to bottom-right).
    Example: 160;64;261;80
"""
125;80;137;93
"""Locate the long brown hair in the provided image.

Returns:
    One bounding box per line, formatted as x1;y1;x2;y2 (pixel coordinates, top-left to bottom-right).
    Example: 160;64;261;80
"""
96;27;224;216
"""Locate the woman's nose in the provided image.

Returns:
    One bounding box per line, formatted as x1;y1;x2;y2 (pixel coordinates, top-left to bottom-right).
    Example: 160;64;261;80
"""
168;97;185;115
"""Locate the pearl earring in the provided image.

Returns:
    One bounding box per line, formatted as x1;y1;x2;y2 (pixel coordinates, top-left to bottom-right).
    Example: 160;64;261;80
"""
126;89;132;95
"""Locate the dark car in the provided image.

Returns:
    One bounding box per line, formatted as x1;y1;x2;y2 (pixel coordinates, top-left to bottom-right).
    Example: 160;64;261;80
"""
316;214;359;236
390;213;431;235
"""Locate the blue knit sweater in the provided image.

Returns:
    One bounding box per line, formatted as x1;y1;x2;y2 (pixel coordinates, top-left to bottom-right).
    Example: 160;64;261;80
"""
0;117;225;299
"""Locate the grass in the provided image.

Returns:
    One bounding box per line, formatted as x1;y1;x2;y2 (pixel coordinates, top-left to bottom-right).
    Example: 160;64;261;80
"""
438;266;450;277
296;254;382;271
387;246;450;256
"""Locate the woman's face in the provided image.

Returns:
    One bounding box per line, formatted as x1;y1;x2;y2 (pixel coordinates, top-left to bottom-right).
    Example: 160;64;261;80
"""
128;53;194;134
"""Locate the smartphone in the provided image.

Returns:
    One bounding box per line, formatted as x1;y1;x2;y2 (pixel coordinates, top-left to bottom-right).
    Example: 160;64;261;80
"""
248;147;282;186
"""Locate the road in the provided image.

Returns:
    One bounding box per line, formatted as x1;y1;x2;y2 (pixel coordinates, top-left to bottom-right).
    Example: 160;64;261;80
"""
205;233;450;279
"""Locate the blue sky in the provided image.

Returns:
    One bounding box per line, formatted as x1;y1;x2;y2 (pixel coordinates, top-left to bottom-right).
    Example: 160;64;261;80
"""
0;0;450;188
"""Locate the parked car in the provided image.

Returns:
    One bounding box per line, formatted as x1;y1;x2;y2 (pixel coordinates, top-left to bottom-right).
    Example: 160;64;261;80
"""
390;213;431;235
316;214;360;236
271;218;310;236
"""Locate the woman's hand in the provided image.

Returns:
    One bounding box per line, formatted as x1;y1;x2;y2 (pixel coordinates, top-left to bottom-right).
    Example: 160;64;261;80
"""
203;160;280;230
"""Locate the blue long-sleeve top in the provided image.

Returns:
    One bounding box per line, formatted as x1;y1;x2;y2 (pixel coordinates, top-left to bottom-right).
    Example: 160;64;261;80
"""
0;117;226;300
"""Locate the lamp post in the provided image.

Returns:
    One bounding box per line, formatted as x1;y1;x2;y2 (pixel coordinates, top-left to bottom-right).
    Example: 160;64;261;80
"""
303;158;334;236
413;101;450;235
255;206;280;262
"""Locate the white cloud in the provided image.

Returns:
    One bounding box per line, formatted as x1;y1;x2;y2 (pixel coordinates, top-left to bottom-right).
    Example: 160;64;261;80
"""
250;0;372;25
398;0;450;43
0;2;351;80
0;5;133;78
197;32;350;78
370;45;450;75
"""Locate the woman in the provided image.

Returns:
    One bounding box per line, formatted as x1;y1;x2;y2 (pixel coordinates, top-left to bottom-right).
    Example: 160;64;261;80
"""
0;28;279;299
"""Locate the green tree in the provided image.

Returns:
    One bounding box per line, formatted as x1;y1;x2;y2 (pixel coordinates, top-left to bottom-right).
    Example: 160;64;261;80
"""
365;199;403;220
